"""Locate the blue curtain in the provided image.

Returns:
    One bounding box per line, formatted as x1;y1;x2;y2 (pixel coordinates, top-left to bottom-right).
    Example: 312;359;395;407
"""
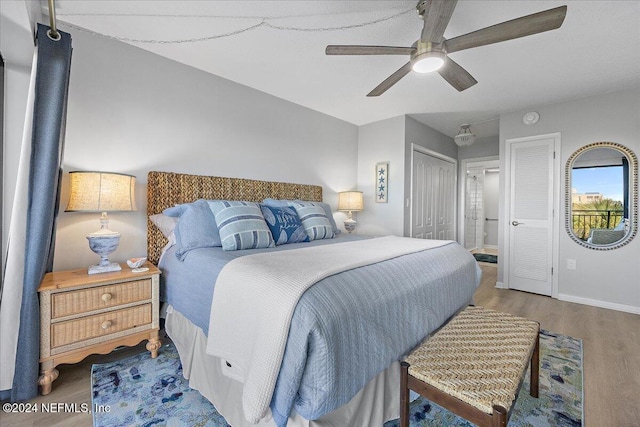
10;24;72;402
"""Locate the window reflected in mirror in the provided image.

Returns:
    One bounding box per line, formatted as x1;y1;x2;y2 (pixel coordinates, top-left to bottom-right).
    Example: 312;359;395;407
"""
571;148;627;242
565;142;637;250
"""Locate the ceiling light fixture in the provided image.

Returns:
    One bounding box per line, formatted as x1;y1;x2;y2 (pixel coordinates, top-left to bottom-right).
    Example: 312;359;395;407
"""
454;124;476;147
411;51;445;73
411;41;445;73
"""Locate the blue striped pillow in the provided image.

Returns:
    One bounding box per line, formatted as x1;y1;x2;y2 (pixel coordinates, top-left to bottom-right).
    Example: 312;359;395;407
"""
207;200;274;251
292;204;335;240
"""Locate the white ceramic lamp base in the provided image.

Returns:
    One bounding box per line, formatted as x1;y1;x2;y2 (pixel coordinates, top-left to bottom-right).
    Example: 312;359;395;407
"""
87;234;121;274
344;218;357;233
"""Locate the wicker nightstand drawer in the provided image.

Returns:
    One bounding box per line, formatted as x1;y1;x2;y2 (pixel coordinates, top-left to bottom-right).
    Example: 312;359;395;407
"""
51;303;152;348
51;279;152;319
38;263;161;395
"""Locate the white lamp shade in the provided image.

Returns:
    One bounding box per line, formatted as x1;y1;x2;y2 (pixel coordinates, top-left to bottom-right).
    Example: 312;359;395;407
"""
66;171;136;212
338;191;364;212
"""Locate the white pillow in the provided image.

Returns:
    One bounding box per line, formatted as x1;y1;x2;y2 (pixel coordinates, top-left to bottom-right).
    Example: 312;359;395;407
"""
149;213;179;238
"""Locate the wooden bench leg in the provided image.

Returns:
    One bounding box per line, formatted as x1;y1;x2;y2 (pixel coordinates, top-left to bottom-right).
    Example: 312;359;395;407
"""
400;362;410;427
530;329;540;398
492;405;508;427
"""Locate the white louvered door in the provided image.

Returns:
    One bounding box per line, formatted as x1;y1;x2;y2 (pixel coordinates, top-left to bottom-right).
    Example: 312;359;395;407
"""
508;137;555;296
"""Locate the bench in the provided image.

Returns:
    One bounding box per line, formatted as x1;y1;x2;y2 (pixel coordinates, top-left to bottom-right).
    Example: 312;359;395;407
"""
400;306;540;427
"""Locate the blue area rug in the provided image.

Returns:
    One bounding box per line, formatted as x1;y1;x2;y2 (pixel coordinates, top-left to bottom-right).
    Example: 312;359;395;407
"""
92;331;582;426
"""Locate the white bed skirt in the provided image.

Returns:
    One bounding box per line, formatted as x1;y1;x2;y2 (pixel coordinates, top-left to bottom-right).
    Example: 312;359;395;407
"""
165;305;402;427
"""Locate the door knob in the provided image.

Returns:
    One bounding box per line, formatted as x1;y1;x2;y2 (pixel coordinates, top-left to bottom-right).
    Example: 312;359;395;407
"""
511;221;524;226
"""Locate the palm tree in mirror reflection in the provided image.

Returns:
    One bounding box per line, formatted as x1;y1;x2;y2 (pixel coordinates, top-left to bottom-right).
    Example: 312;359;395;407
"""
572;198;624;240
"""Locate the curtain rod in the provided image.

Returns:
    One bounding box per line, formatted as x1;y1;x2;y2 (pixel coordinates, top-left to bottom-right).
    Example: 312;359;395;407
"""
48;0;60;40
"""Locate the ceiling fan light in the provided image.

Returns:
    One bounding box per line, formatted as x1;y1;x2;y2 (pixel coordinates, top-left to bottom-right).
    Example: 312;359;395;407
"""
411;51;445;73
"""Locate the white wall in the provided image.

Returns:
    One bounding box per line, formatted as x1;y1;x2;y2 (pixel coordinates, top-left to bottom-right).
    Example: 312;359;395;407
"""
356;116;405;237
499;89;640;313
51;27;358;271
458;136;499;161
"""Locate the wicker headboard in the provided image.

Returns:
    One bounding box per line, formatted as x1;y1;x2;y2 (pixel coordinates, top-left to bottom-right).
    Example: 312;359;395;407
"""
146;171;323;265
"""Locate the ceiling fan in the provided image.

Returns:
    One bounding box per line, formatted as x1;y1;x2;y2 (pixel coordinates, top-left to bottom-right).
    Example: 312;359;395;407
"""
326;1;567;96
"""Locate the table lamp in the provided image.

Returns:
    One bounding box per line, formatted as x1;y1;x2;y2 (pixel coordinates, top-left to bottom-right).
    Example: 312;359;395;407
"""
66;171;136;274
338;191;364;233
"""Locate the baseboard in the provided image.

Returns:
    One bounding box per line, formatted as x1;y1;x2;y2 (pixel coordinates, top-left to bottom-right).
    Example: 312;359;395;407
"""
557;293;640;315
495;281;507;289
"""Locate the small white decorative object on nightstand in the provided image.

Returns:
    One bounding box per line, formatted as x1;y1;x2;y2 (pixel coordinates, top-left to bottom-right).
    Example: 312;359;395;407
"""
38;263;161;395
338;191;364;233
126;257;147;268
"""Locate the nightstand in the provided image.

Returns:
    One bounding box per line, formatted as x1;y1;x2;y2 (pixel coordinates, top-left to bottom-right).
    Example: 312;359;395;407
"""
38;263;161;395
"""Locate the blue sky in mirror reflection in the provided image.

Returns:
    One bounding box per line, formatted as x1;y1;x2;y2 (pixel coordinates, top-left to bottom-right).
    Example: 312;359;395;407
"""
572;166;623;202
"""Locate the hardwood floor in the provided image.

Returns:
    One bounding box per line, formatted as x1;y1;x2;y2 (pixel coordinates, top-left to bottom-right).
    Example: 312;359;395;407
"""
2;265;639;426
474;266;640;427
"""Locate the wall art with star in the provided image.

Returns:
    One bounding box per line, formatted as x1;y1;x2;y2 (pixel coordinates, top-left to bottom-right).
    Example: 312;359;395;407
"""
375;161;389;203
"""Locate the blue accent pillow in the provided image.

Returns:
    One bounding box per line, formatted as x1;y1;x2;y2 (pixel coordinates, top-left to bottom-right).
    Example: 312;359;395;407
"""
291;203;335;240
262;199;341;235
207;200;275;251
163;203;188;217
260;205;310;245
163;199;221;261
262;198;291;208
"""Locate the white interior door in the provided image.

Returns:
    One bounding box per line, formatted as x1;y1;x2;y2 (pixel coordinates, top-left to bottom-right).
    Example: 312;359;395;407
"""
436;160;456;240
412;151;433;239
412;149;456;240
507;136;556;296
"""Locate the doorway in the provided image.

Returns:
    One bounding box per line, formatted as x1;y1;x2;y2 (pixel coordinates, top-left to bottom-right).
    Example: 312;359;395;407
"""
462;159;499;252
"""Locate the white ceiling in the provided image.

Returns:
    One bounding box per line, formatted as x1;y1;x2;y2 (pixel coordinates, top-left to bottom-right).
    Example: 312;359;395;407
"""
48;1;640;138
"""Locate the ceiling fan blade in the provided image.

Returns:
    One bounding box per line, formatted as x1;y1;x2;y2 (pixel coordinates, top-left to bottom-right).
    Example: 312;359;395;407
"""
367;62;412;97
444;5;567;53
326;45;414;56
420;0;458;43
437;57;478;92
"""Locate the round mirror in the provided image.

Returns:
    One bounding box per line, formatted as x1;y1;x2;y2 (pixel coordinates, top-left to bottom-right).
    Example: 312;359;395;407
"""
565;142;638;250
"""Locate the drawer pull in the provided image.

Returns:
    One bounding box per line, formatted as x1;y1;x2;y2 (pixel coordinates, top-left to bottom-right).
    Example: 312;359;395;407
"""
101;293;112;302
101;320;113;329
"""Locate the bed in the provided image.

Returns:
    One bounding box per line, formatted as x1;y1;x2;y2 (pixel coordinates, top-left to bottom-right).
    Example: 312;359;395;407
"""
146;171;482;427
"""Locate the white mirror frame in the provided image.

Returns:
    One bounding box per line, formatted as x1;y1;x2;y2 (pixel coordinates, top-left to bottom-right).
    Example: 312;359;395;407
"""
565;142;638;250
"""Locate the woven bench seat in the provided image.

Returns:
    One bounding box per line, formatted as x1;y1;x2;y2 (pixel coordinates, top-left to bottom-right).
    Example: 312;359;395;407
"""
400;306;540;427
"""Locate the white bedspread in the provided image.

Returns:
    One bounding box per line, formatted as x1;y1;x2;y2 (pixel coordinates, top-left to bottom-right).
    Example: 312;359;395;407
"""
206;236;451;423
